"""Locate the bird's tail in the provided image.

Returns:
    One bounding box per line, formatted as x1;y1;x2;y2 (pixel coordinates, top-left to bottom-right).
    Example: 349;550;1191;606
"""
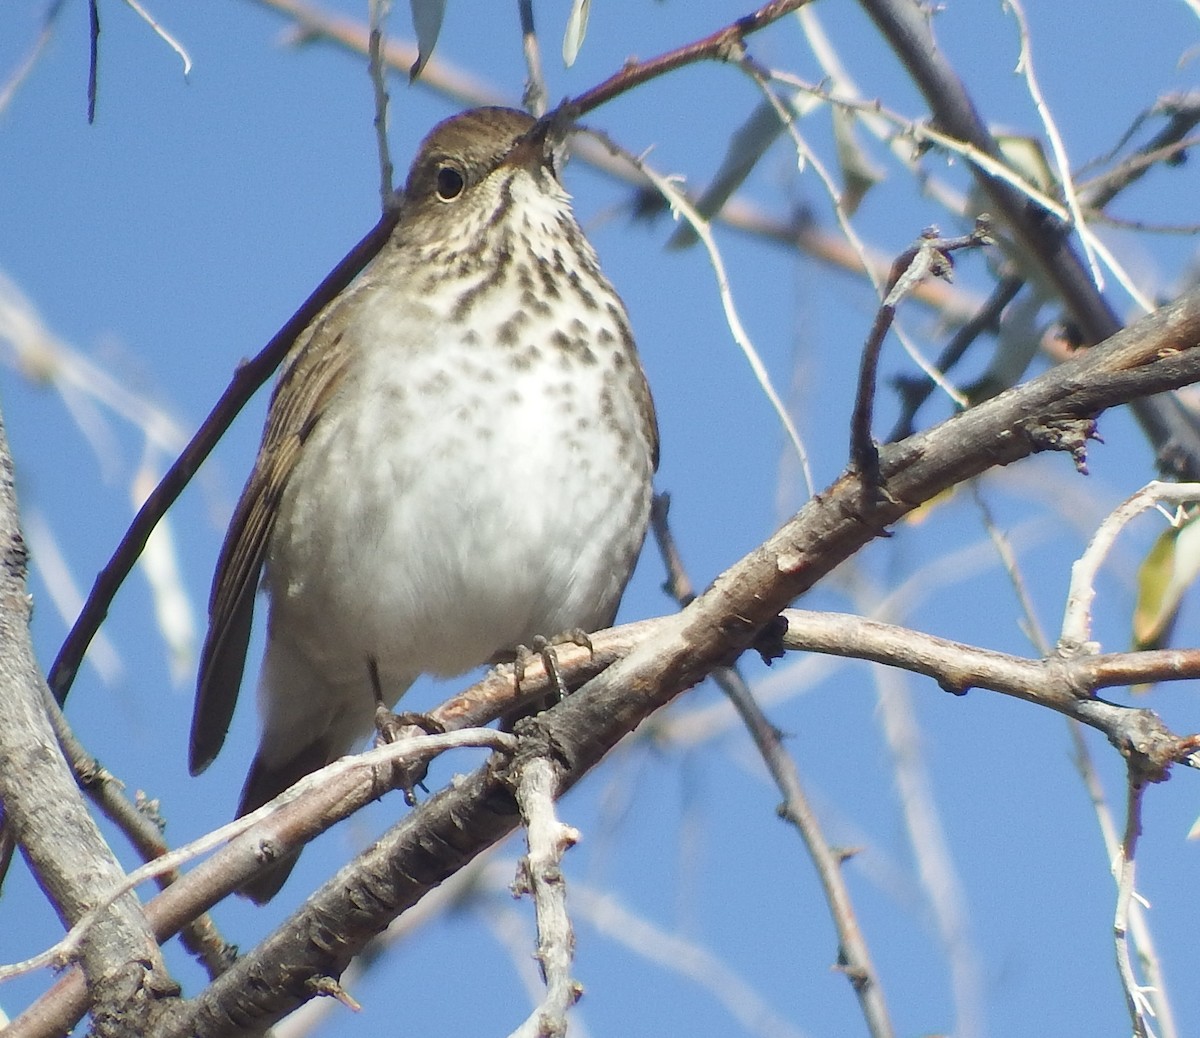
235;736;336;904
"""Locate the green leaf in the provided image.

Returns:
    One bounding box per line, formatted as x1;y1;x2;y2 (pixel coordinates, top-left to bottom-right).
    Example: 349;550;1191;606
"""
1132;513;1200;657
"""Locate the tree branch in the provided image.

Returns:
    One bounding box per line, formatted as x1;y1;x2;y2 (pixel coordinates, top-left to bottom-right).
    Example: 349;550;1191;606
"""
0;409;177;1035
140;278;1200;1036
47;211;398;704
857;0;1200;479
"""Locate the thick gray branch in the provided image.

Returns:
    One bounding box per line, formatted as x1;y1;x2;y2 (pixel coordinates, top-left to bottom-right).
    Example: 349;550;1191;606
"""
0;412;176;1035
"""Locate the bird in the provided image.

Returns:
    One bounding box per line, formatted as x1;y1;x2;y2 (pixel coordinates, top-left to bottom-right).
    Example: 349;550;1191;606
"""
189;107;658;902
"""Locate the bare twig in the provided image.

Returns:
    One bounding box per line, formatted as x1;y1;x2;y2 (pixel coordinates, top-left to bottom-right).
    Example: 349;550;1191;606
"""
969;481;1048;650
652;495;895;1038
568;0;816;117
87;0;99;122
122;0;192;76
517;0;548;117
649;493;696;607
1114;776;1153;1038
739;56;971;414
1069;726;1179;1038
1005;0;1100;288
607;139;814;493
1078;95;1200;210
888;276;1024;442
1060;482;1200;654
851;224;992;481
1084;212;1200;236
509;754;581;1038
368;0;395;210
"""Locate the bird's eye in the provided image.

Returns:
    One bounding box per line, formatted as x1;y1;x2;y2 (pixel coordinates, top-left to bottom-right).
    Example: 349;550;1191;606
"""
435;165;465;201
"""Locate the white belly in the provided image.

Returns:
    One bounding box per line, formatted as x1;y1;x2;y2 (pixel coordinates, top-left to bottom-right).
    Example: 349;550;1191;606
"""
255;288;653;758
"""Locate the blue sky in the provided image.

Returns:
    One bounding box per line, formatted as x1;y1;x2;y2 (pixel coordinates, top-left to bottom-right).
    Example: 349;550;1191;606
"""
1;1;1199;1035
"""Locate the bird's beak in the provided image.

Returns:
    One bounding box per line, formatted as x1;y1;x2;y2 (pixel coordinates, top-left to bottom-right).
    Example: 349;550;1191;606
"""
506;114;569;177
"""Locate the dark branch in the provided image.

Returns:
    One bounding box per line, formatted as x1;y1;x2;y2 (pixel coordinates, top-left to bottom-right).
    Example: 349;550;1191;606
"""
857;0;1200;479
851;224;992;482
567;0;815;116
48;209;399;706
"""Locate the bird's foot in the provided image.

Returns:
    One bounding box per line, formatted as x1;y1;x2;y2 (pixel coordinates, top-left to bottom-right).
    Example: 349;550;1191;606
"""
373;705;446;744
366;657;444;804
371;706;446;807
511;629;594;703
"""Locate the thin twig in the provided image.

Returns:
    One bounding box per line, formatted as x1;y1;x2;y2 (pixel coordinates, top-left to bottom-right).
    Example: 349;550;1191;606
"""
1069;726;1179;1038
517;0;547;117
509;754;581;1038
368;0;395;210
568;0;817;117
969;480;1048;651
851;224;992;482
795;3;963;214
1060;482;1200;654
1114;775;1153;1038
649;493;696;607
122;0;192;76
1085;212;1200;236
888;275;1024;442
740;56;971;414
608;138;814;495
651;495;895;1038
87;0;99;122
1004;0;1100;288
1078;101;1200;210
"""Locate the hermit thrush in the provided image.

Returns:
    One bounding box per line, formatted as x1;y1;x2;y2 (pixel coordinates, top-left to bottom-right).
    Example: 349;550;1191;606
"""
189;107;658;902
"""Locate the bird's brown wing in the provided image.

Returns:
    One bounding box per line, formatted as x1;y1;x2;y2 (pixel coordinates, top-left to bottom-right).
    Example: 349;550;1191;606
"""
189;316;354;776
639;364;661;474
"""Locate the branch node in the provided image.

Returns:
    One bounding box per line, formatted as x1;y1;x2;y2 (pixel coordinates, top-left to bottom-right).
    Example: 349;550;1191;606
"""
306;975;362;1012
